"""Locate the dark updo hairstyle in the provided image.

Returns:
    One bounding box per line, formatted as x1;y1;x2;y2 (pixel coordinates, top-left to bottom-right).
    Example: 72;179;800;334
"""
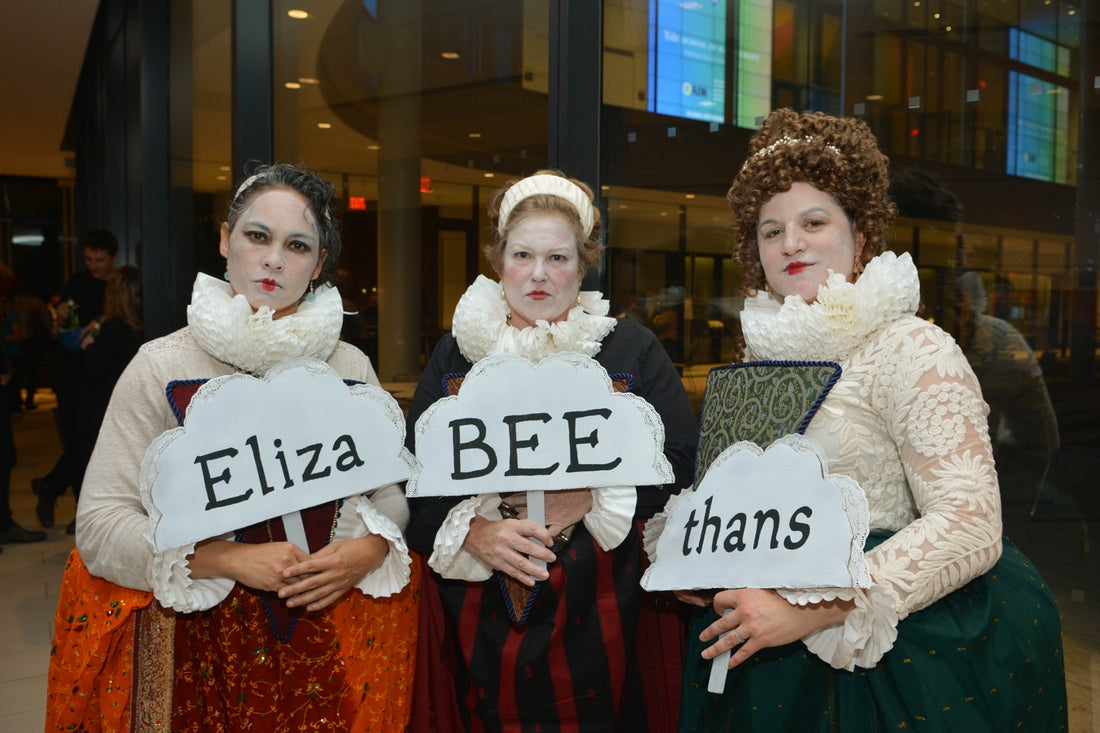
227;163;342;288
728;109;895;294
484;169;604;277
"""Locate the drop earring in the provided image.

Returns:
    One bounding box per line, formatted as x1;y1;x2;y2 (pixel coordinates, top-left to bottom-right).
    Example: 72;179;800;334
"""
223;271;230;282
306;280;316;302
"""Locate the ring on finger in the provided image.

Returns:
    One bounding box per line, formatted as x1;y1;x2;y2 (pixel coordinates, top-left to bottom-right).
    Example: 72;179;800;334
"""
732;629;746;644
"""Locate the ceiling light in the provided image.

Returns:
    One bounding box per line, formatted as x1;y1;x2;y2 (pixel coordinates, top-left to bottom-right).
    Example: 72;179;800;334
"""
284;82;301;90
317;122;332;129
866;94;884;100
483;172;494;178
367;144;380;150
288;10;309;19
441;52;460;60
685;194;695;199
298;77;320;85
468;132;482;138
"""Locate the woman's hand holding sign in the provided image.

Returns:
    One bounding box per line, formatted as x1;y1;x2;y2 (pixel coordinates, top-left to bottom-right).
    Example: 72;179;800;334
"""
698;588;853;669
189;534;390;612
543;488;592;539
189;539;311;592
464;514;555;587
280;534;390;611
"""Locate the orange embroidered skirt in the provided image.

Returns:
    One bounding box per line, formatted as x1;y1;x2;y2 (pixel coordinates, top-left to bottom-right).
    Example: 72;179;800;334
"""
46;549;420;732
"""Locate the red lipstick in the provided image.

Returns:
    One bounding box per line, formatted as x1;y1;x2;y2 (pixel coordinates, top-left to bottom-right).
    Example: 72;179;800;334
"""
259;279;277;292
785;262;810;275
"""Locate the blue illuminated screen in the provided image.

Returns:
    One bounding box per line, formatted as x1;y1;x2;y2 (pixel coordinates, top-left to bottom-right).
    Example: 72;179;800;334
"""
647;0;727;124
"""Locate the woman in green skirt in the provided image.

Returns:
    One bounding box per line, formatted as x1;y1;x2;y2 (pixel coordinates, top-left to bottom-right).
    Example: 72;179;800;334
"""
670;109;1067;731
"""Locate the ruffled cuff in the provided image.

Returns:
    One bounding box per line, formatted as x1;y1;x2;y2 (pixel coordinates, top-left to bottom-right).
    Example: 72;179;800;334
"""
428;495;500;581
778;582;899;671
583;486;635;551
150;533;235;613
342;494;412;598
642;489;692;563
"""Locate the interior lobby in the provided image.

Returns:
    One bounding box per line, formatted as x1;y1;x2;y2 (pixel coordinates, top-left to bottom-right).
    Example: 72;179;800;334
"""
0;0;1097;729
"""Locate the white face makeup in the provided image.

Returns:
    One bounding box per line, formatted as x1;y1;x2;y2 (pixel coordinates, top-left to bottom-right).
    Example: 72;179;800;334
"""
499;213;583;329
219;188;326;319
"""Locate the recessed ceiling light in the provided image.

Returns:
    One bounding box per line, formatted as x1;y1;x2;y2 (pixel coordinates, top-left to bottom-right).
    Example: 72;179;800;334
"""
317;122;332;129
298;77;320;85
216;175;227;181
285;82;301;89
483;172;494;178
288;10;308;19
468;132;482;138
685;194;695;199
441;52;460;60
367;144;380;150
219;165;230;172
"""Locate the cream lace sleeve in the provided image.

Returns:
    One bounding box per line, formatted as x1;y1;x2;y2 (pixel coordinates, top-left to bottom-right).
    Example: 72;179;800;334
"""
864;321;1003;620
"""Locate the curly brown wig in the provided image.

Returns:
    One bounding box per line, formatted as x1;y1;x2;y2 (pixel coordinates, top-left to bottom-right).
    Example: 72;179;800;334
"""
728;109;896;294
484;169;604;277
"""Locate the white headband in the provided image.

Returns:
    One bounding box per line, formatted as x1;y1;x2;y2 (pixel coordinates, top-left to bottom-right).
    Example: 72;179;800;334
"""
498;174;595;237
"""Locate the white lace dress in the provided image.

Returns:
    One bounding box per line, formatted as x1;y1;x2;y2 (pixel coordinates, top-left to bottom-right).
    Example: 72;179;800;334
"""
677;252;1066;732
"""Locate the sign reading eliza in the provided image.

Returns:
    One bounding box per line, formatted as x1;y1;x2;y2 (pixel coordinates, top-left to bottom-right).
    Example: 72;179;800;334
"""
405;352;674;497
141;361;415;551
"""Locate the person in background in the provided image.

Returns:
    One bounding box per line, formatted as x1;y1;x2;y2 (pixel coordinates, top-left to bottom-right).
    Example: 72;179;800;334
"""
45;164;419;731
670;109;1066;731
32;229;118;528
64;265;146;535
0;266;47;547
406;170;698;731
4;277;52;413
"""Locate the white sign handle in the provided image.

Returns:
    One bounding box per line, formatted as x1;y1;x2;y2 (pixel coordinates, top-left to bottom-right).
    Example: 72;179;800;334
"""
526;489;546;571
707;608;733;693
280;510;310;552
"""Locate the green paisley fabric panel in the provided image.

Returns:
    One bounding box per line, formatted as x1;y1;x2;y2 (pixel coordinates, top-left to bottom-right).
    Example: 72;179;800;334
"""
694;362;840;486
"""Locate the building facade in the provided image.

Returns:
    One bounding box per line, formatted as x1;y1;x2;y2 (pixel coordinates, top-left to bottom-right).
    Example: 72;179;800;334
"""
63;0;1096;386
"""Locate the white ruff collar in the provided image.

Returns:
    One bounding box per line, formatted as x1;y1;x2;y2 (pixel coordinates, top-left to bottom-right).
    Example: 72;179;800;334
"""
740;251;921;362
186;272;344;374
451;275;617;363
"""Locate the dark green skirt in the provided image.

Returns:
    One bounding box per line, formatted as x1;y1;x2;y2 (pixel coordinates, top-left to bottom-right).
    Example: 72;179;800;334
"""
679;534;1067;732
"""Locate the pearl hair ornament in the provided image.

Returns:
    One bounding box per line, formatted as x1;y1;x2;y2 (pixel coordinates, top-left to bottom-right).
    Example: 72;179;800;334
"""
741;135;841;170
498;174;596;238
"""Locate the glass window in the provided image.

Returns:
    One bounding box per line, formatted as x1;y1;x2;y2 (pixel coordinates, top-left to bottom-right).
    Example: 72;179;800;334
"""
270;0;550;374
